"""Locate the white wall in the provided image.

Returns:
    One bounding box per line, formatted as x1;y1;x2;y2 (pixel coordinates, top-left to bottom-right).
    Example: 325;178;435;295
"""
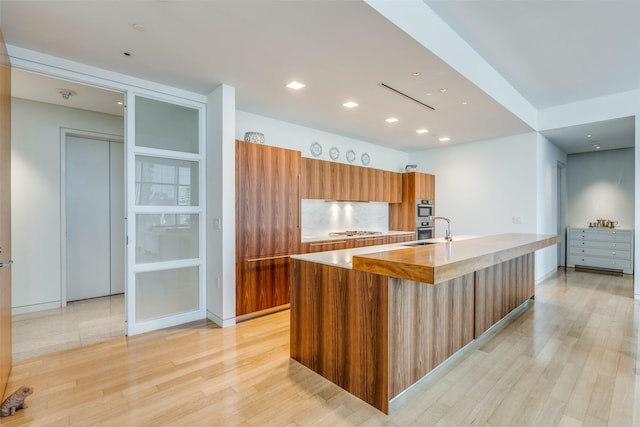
411;132;538;237
236;110;409;172
566;148;635;228
411;132;561;282
535;134;567;278
11;98;124;312
206;85;236;327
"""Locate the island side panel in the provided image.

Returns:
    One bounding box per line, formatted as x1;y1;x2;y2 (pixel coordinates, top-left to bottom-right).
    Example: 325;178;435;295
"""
474;253;534;337
388;273;475;399
290;259;390;413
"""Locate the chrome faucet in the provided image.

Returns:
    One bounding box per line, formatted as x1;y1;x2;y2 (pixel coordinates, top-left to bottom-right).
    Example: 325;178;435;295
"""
429;216;452;241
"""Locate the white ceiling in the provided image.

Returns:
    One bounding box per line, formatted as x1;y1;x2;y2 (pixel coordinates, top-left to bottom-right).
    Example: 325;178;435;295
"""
2;1;637;154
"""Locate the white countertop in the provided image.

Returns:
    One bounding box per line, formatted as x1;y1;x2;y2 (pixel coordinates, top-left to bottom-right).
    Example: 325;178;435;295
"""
301;230;415;243
291;235;480;269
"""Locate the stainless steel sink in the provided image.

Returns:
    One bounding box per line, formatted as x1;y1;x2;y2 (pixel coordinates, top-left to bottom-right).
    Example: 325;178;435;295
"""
401;241;435;247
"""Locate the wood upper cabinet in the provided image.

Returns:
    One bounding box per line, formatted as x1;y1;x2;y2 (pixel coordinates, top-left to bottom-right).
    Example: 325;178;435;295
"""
389;172;436;231
301;157;401;202
414;172;435;200
236;140;301;316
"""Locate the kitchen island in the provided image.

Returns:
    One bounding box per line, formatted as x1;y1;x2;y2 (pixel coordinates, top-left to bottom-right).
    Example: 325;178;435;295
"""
289;233;559;413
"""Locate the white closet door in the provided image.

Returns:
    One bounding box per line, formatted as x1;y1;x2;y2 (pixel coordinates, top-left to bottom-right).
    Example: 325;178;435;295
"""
66;136;111;301
110;141;125;294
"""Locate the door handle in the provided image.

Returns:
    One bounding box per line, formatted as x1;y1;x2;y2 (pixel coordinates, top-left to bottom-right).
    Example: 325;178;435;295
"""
0;260;14;267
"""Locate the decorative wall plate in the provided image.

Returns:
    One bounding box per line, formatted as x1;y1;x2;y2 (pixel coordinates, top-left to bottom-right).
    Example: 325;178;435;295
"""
361;152;370;165
329;146;340;160
346;149;356;163
310;142;322;157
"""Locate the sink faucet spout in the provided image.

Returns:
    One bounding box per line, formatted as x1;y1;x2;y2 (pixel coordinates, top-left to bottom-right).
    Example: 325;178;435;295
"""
429;216;452;241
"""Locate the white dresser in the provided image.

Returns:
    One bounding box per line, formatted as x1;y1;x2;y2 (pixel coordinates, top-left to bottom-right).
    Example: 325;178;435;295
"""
567;228;634;274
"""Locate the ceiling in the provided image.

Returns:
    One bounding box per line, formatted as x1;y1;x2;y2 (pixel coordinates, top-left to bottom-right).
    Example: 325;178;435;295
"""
2;1;638;154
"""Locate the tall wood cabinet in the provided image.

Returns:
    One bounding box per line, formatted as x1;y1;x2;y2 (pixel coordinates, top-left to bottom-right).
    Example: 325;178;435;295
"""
389;172;435;231
236;140;301;317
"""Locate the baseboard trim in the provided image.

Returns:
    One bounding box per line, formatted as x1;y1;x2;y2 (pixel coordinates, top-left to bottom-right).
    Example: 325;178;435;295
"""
207;310;236;328
12;301;61;315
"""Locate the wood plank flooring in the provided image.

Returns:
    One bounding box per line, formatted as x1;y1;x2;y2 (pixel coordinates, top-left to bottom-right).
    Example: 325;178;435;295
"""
2;269;638;426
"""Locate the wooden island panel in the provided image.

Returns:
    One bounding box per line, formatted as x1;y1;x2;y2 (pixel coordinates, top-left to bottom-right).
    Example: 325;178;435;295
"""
388;273;475;399
474;252;534;337
290;258;390;413
290;234;557;414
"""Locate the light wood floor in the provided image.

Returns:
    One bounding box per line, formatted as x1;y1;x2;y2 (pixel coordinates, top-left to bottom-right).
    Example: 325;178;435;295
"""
11;295;124;361
2;269;638;426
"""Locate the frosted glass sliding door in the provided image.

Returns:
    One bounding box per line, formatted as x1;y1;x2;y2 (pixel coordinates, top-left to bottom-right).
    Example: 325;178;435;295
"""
127;95;205;335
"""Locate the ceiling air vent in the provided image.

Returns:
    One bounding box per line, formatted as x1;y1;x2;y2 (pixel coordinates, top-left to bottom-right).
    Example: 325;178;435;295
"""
380;83;435;111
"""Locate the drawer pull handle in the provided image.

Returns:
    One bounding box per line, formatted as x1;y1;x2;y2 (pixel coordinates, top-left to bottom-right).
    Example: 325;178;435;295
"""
310;240;347;246
355;237;386;242
247;255;292;262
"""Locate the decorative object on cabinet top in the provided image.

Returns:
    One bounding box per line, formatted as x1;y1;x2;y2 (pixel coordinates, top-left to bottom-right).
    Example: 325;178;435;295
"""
405;164;417;172
310;142;322;157
346;149;356;163
361;152;370;165
244;131;265;144
588;218;618;228
329;146;340;160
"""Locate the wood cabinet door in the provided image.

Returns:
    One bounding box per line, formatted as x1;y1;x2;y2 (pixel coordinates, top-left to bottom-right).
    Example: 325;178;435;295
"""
236;140;301;258
302;240;352;253
301;158;403;203
351;236;388;248
387;233;416;244
235;140;301;316
415;173;435;200
236;256;291;316
388;172;402;203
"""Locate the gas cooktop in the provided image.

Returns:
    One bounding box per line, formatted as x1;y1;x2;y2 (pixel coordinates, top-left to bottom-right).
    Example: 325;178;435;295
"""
328;230;384;237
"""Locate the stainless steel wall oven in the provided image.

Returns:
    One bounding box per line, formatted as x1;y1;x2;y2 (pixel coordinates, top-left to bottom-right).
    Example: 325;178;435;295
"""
416;199;434;239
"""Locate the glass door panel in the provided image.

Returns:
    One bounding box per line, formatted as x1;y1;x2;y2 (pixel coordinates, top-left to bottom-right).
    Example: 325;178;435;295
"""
135;213;199;264
127;94;205;335
135;266;199;322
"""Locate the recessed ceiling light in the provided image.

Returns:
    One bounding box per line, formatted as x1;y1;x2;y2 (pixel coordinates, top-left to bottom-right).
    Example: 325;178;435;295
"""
285;81;305;90
439;88;447;93
439;137;451;142
132;23;146;32
385;117;399;123
342;101;359;108
416;129;429;134
587;134;592;138
462;101;468;105
117;101;124;105
412;72;421;76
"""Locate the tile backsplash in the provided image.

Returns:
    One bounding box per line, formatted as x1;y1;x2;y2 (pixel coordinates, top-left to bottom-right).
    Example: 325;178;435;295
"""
301;199;389;237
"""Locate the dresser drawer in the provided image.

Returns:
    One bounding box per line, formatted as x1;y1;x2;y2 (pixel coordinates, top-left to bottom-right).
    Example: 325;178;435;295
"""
569;240;632;251
568;255;632;272
568;229;632;242
568;246;631;260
